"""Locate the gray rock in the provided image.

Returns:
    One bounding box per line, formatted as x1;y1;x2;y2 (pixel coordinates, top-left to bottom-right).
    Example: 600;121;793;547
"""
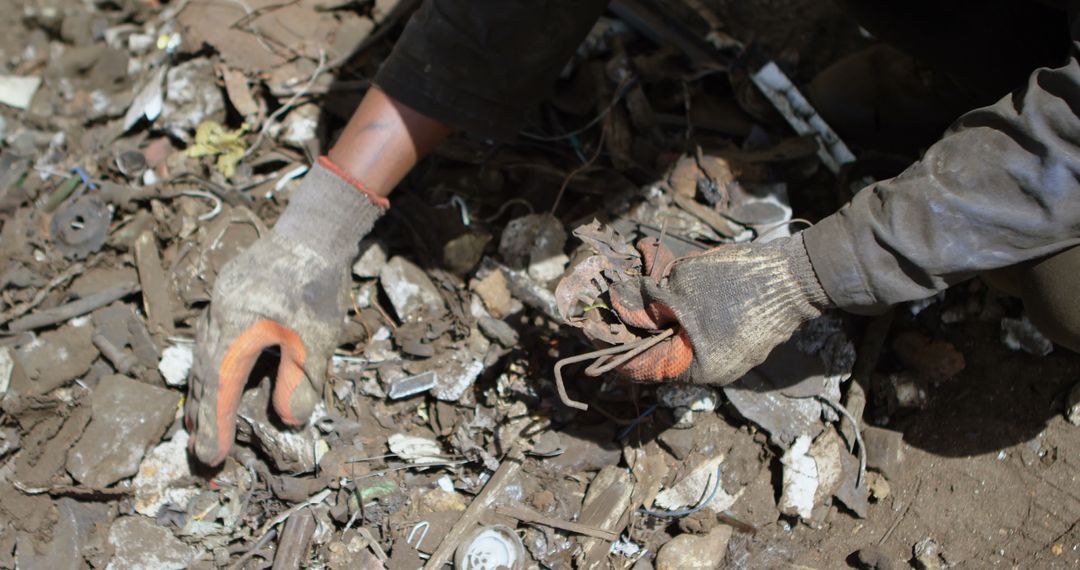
66;375;180;488
379;256;446;322
15;320;97;395
106;516;197;570
352;240;387;278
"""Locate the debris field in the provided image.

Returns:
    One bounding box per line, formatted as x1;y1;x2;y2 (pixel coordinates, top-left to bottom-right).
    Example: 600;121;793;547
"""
2;0;1080;568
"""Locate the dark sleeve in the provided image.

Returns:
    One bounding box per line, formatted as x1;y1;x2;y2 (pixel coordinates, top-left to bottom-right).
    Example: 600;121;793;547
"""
804;19;1080;314
374;0;610;141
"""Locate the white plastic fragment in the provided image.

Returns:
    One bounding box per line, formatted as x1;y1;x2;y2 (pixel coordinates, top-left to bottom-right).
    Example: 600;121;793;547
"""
778;435;818;520
0;346;13;396
158;344;194;387
0;75;42;110
751;62;855;174
388;433;444;464
123;67;166;131
454;525;525;570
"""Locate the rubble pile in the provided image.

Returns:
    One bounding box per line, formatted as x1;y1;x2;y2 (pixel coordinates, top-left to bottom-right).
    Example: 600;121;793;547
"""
1;0;1072;568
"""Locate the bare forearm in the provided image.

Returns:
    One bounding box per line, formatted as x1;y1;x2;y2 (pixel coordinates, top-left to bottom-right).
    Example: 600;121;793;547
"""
327;87;451;198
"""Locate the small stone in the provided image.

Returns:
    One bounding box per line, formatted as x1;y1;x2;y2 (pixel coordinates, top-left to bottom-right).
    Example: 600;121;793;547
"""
866;471;891;501
379;256;445;322
658;427;696;461
655;525;732;570
470;269;514;319
352;241;387;278
913;538;945;570
853;545;895;570
1066;382;1080;425
106;516;197;570
478;316;518;347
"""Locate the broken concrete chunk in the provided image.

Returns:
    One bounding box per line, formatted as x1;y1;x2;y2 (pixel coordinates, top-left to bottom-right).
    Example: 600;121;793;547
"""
352;240;387;278
158;343;193;387
379;256;446;322
15;497;82;570
809;428;845;506
470;268;519;319
66;374;181;488
778;435;817;521
724;370;825;449
655;525;732;570
1067;382;1080;426
106;516;198;570
15;320;97;395
133;431;200;517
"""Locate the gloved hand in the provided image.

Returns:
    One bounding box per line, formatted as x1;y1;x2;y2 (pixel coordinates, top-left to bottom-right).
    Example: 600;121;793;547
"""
187;158;385;466
606;234;833;385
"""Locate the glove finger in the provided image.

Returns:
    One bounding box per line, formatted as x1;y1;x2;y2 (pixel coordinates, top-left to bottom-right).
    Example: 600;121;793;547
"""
272;352;324;428
616;328;694;382
609;279;660;330
635;237;677;280
192;319;305;466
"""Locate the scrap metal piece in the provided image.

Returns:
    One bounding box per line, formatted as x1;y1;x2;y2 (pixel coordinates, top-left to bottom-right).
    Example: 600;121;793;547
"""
553;329;674;411
50;195;111;260
387;371;437;400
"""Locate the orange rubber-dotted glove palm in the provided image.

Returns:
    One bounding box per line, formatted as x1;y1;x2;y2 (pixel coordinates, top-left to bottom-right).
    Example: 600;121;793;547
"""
606;234;833;385
187;158;385;466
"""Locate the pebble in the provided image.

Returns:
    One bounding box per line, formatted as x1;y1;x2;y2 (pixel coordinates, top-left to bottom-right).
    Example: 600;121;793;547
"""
655;525;732;570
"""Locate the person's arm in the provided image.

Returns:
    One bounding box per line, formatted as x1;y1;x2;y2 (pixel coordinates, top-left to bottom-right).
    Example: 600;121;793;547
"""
327;87;451;199
804;23;1080;313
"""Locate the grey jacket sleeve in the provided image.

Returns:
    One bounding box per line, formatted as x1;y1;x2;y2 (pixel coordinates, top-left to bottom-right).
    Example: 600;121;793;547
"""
374;0;610;142
804;21;1080;314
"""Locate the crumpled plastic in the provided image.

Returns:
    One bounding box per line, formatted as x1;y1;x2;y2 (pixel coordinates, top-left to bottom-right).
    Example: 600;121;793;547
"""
185;120;248;177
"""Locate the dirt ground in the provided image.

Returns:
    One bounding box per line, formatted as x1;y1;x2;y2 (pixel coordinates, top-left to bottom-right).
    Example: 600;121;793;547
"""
2;0;1079;568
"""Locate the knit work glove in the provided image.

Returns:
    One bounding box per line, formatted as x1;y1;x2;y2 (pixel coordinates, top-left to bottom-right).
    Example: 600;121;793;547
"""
607;234;832;385
188;158;385;466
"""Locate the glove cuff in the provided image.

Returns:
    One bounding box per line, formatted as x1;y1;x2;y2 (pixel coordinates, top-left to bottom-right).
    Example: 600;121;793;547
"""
273;157;386;263
784;233;835;310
